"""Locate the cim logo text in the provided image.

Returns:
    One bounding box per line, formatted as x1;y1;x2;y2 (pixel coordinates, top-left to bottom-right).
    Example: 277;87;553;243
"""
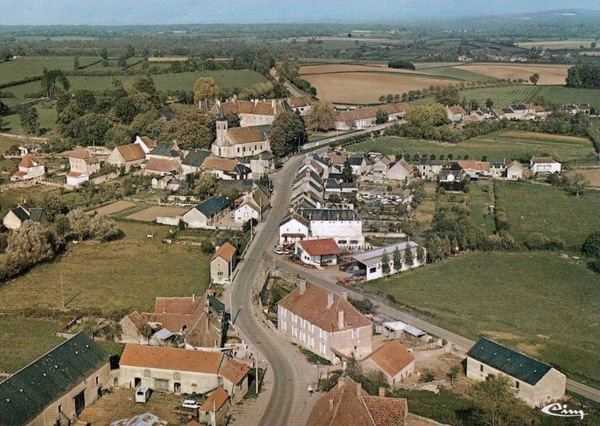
541;402;587;420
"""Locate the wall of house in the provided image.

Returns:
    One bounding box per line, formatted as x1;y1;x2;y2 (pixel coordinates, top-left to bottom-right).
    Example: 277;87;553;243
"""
2;211;22;230
364;248;426;281
183;210;210;229
119;318;147;345
21;165;45;178
329;324;373;361
466;357;565;407
118;365;221;395
386;165;410;181
531;163;561;174
234;204;259;224
211;257;232;283
239;114;274;127
201;399;231;426
310;220;363;251
361;358;415;387
223;376;249;405
29;363;110;426
507;167;523;180
279;220;309;245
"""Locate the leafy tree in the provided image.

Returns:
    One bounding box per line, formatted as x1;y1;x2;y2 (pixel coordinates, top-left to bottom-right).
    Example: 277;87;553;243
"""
193;77;219;106
269;111;306;157
195;173;217;198
113;96;139;125
529;73;540;85
434;86;460;106
566;64;600;89
416;245;426;263
378;95;386;103
447;365;460;386
375;109;389;124
117;55;127;67
67;209;91;241
225;112;240;128
99;48;109;60
305;100;335;132
20;106;39;135
1;221;57;280
405;103;449;127
73;56;80;70
564;173;588;197
582;231;600;257
40;68;70;99
342;157;353;183
90;214;122;242
485;98;494;109
167;109;216;149
392;247;402;271
381;249;391;275
470;375;531;426
404;244;414;266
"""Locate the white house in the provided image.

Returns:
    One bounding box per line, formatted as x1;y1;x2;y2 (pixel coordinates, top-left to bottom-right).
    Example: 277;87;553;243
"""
447;105;467;123
279;212;310;245
183;196;229;229
278;282;373;364
11;154;45;181
286;96;312;115
506;161;524;180
134;135;158;154
66;172;89;187
107;143;146;171
351;241;426;281
530;157;561;174
298;208;364;252
295;238;341;267
386;159;414;181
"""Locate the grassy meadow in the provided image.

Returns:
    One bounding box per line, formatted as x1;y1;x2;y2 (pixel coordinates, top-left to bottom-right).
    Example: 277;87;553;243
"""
0;56;101;84
365;251;600;386
349;130;596;163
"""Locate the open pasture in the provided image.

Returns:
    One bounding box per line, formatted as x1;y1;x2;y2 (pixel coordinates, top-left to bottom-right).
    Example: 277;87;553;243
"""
455;63;571;85
124;205;189;222
516;39;596;50
87;200;137;216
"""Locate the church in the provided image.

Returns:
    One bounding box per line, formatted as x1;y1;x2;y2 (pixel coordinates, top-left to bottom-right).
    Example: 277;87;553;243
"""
211;110;271;159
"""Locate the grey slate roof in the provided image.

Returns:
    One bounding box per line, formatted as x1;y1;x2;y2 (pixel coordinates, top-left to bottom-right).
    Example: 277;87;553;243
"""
467;338;552;386
348;156;365;166
297;208;361;222
194;196;229;218
182;149;212;168
28;208;45;222
0;332;108;426
280;212;310;228
149;142;182;158
325;178;340;189
10;206;30;222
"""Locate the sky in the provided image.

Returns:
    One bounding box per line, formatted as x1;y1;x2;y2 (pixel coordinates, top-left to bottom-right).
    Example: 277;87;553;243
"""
1;0;598;26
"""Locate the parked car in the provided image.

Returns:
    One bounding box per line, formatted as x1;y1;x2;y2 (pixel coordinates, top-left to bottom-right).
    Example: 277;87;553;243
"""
274;247;284;255
182;399;201;409
135;387;151;403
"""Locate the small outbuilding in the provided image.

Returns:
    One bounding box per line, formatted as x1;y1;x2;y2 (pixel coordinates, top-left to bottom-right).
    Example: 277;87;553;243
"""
295;238;341;267
361;340;416;387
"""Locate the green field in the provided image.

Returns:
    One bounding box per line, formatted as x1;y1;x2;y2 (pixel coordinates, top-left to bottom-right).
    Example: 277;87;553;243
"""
453;85;600;109
498;181;599;249
469;182;495;234
421;66;495;82
2;108;57;136
350;130;596;163
0;318;124;373
0;222;211;315
0;135;29;154
0;56;101;84
365;251;600;386
3;69;267;104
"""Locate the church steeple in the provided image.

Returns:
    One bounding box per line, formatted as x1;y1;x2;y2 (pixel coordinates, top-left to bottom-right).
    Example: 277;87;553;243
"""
216;107;228;146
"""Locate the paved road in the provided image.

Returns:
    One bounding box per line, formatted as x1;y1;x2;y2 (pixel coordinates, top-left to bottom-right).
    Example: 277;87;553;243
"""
268;255;600;403
229;154;304;425
301;119;401;150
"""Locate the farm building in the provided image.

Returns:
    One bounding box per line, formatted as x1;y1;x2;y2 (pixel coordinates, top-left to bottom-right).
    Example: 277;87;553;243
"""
295;238;341;267
278;282;373;364
0;332;110;426
286;96;312;115
2;204;45;230
360;340;416;387
447;105;467;122
380;321;425;340
183;196;229;229
134;135;158;154
107;143;146;171
11;154;45;181
181;149;212;176
118;345;224;395
212;111;271;159
146;142;183;160
66;149;101;176
210;242;237;284
143;158;182;176
219;358;250;405
296;208;365;252
279;212;310;245
209;99;284;127
334;103;410;130
530;157;561;174
307;376;408;426
466;338;566;407
351;241;426;281
506;161;525;180
201;157;252;180
200;388;230;425
66;172;89;187
386;159;414;181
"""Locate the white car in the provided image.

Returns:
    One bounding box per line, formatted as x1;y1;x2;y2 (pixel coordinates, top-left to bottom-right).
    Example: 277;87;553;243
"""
182;400;201;409
274;248;284;255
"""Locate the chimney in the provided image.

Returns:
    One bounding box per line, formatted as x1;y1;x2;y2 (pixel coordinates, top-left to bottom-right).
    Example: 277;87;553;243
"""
341;291;347;301
298;280;306;295
356;382;362;397
338;310;344;330
379;387;386;398
327;293;334;309
271;99;276;108
192;294;195;301
328;399;334;411
337;376;345;389
254;99;258;106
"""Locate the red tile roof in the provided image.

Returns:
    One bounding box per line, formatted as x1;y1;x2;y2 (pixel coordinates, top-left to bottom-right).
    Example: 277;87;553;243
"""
139;136;157;148
117;143;146;162
456;160;490;172
201;157;238;172
219;358;250;385
19;154;44;168
185;314;221;348
336;103;409;123
363;340;415;378
154;295;206;315
299;238;341;257
448;105;467;115
145;157;180;173
200;388;229;412
66;149;92;159
120;344;223;374
227;126;269;145
278;282;371;332
211;242;237;262
307;376;407;426
66;172;85;178
532;156;559;164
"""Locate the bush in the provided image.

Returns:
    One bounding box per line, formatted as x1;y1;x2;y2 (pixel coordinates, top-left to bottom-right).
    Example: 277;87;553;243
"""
581;231;600;257
524;233;564;251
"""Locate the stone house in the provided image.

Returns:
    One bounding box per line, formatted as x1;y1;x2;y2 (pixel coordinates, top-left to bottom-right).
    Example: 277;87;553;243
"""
210;242;237;284
134;135;158;154
415;158;444;180
107;143;146;171
2;205;45;230
211;112;271;159
183;196;229;229
11;154;45;181
209;99;284;127
307;376;408;426
200;388;230;426
143;158;182;176
146;142;183;161
278;282;373;364
447;105;467;123
334;103;410;130
219;358;250;405
279;212;310;245
201;157;251;181
506;161;524;180
360;340;415;387
386;159;414;182
0;332;110;426
118;344;224;395
181;149;212;176
66;149;101;175
530;157;561;174
286;96;312;115
466;338;566;407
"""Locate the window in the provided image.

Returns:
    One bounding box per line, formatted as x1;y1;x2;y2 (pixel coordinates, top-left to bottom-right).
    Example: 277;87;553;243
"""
174;372;180;380
300;330;305;342
144;369;151;378
320;342;327;355
95;376;100;385
350;240;359;244
292;326;297;337
319;329;324;339
281;320;286;331
311;324;315;333
58;405;62;414
515;381;520;390
480;364;484;373
369;267;377;274
218;271;223;276
338;240;347;244
351;329;359;339
309;337;314;347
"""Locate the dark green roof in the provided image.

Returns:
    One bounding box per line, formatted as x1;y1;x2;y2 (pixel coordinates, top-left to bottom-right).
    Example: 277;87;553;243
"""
209;295;225;313
10;206;30;222
0;332;108;426
194;196;229;218
149;142;182;158
182;149;212;168
467;338;552;386
28;208;45;222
